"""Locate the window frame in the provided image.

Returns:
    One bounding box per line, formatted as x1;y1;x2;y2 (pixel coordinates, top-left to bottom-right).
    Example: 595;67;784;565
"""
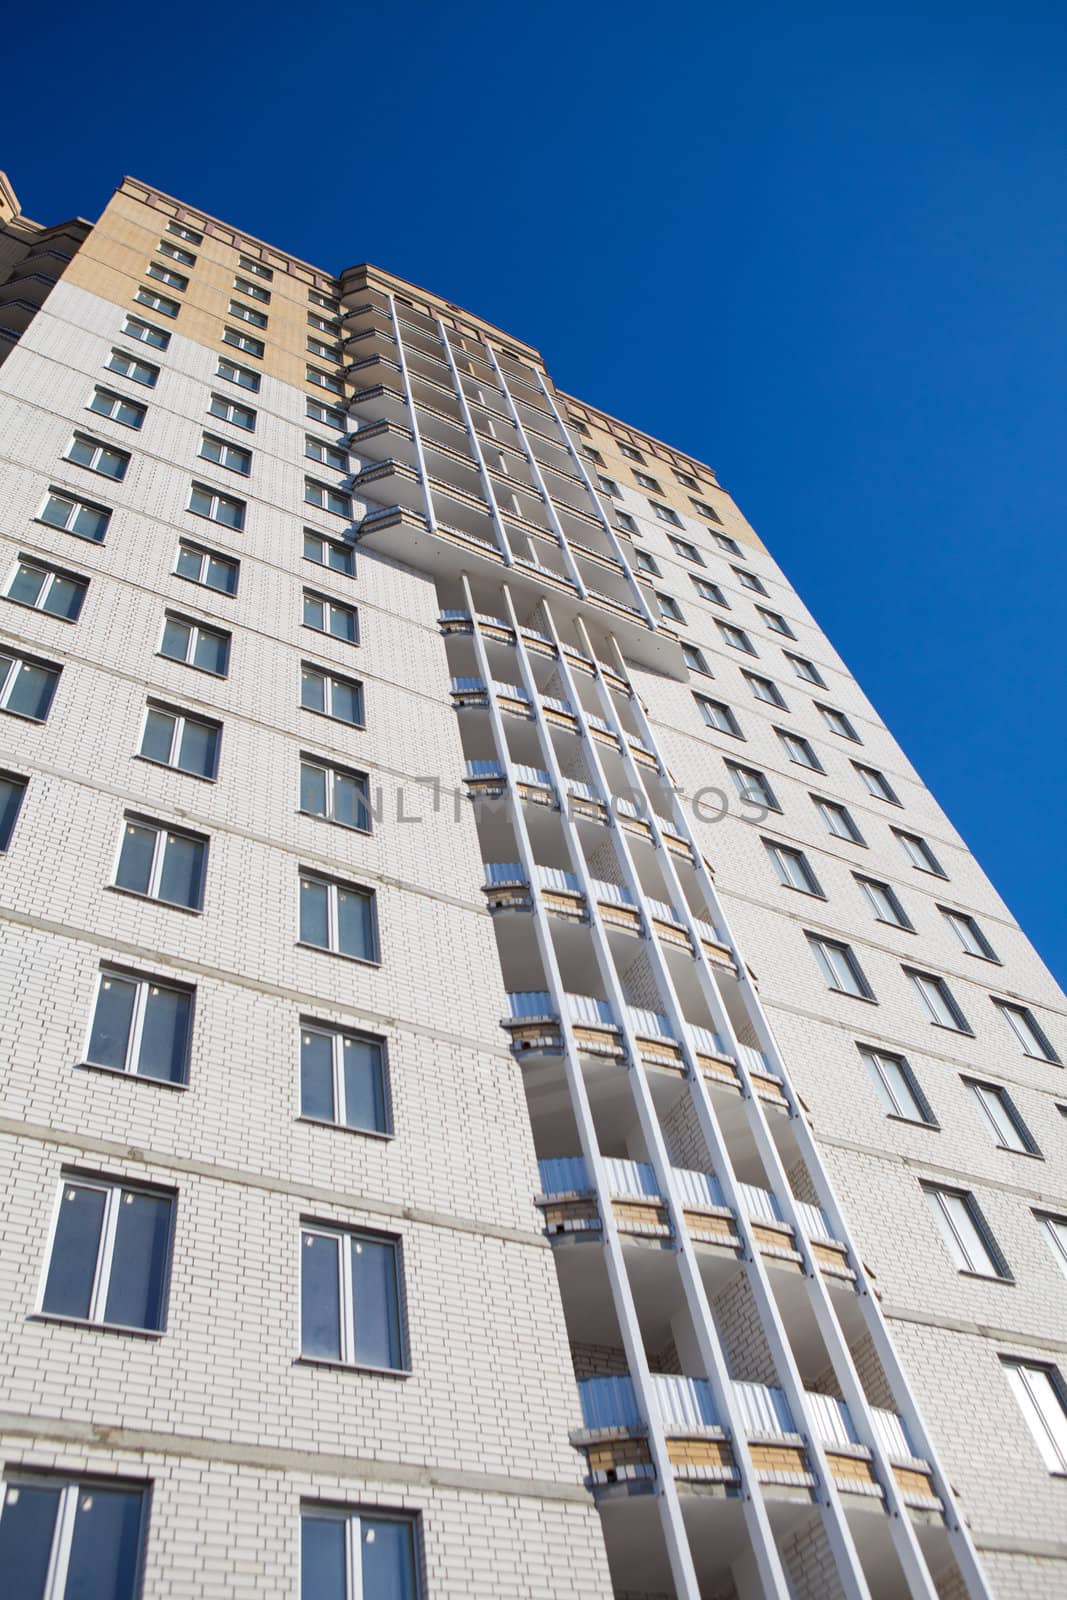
298;871;379;963
188;481;246;530
764;839;824;897
1001;1360;1067;1474
694;693;743;738
199;431;252;476
813;795;866;845
217;356;261;393
859;1044;937;1126
303;529;356;577
940;906;999;962
87;385;147;430
717;620;758;656
138;700;221;781
906;968;972;1034
305;477;353;518
994;1000;1060;1064
4;555;88;623
742;671;787;709
122;313;171;350
299;1222;405;1372
922;1182;1011;1280
807;934;875;1000
301;663;365;727
208;392;257;432
852;761;900;804
106;346;160;387
776;727;824;772
299;1021;391;1136
725;760;781;814
159;610;231;677
0;649;61;722
893;828;947;878
39;1171;176;1331
816;703;862;743
174;539;239;597
300;753;373;833
0;1474;150;1599
965;1078;1040;1156
785;650;825;688
854;873;913;930
0;769;28;852
113;813;209;912
64;432;130;482
757;605;796;639
221;325;264;359
82;964;194;1086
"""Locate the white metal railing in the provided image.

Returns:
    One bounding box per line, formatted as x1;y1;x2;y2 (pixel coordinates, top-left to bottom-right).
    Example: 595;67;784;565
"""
578;1376;641;1430
538;1156;590;1194
494;679;530;703
694;916;727;945
604;1158;660;1198
691;1024;729;1057
733;1382;797;1438
587;712;616;736
450;675;484;694
465;759;503;779
806;1392;859;1449
673;1167;727;1210
591;877;635;907
439;608;469;623
653;1374;720;1430
535;864;581;895
506;991;553;1019
520;626;554;649
515;763;552;787
566;779;600;803
567;993;616;1028
477;611;509;630
648;897;683;927
485;862;525;885
872;1407;917;1462
541;694;576;719
737;1041;780;1081
796;1200;836;1242
627;1006;677;1041
738;1184;784;1226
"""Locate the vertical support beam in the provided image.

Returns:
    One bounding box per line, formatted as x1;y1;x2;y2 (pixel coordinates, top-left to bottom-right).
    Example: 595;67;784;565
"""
383;294;438;534
435;320;516;565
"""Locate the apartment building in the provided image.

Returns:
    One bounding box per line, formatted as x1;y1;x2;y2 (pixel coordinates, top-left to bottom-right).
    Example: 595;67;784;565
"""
0;168;1063;1600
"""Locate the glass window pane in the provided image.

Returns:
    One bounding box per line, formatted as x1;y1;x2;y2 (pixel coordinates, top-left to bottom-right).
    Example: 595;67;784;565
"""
158;833;204;908
87;975;137;1070
303;532;323;563
334;772;368;831
300;879;330;947
330;607;357;643
104;1190;171;1329
43;1184;106;1319
192;630;227;675
304;595;325;630
328;543;353;575
44;575;85;620
141;709;175;765
8;662;57;720
300;1031;335;1121
0;1482;61;1600
343;1037;386;1132
332;679;362;724
177;719;217;777
338;890;374;960
175;547;201;583
0;775;25;849
216;498;242;530
301;1233;341;1359
362;1517;417;1600
352;1237;401;1368
161;618;191;661
300;763;328;817
301;1515;346;1600
116;824;157;896
139;985;191;1083
301;670;326;713
65;1485;145;1600
68;437;96;468
73;503;109;541
206;556;236;594
9;564;46;607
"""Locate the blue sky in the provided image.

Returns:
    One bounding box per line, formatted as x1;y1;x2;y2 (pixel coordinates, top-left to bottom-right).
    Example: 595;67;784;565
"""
6;1;1066;984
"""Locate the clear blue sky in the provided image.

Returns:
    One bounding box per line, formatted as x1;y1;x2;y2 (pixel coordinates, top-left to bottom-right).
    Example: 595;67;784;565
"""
6;1;1066;985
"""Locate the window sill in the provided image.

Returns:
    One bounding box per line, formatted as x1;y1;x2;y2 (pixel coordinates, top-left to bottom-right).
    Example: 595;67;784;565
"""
156;651;227;680
174;573;237;599
29;1312;164;1340
86;406;142;431
303;557;356;581
76;1060;189;1091
3;596;78;624
929;1021;974;1037
295;1355;410;1379
296;1116;393;1141
135;754;217;784
106;885;203;917
995;1145;1044;1161
62;458;127;484
198;457;251;477
297;808;372;836
887;1114;941;1132
828;989;879;1004
959;1270;1015;1286
303;624;360;648
0;706;48;725
960;950;1002;966
296;941;380;969
33;517;106;545
185;507;245;534
301;707;366;731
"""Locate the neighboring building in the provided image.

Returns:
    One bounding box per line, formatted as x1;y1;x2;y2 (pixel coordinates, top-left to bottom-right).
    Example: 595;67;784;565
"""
0;169;1063;1600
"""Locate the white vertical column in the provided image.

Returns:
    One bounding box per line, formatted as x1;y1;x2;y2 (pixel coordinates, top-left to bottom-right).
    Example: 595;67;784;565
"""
435;321;516;565
384;294;438;534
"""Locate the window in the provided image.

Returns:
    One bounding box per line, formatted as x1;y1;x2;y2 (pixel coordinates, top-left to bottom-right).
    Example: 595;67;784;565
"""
855;874;912;929
228;298;267;329
308;311;341;335
1002;1361;1067;1473
695;694;742;737
88;386;146;429
0;1476;148;1600
667;535;704;565
160;612;231;677
994;1001;1060;1063
199;432;251;476
233;274;270;304
1036;1213;1067;1278
967;1080;1039;1155
807;935;875;999
785;651;825;687
106;347;159;387
158;239;196;267
309;289;340;312
122;313;170;349
307;336;341;362
238;253;273;281
0;651;60;721
673;468;697;488
692;575;728;606
817;704;861;742
568;416;589;436
140;702;220;779
85;966;193;1084
301;755;371;832
777;728;823;771
65;433;129;481
167;219;202;243
690;498;721;521
717;621;757;655
300;872;378;961
757;606;795;638
680;642;712;676
145;260;187;292
42;1173;174;1330
941;908;998;962
732;565;767;595
893;828;946;877
208;392;256;431
115;815;207;910
307;397;347;430
301;1507;420;1598
305;478;352;518
813;796;865;844
217;356;261;393
304;529;355;577
634;549;660;576
619;443;644;462
133;285;179;318
597;475;620;497
305;434;349;471
650;501;683;526
188;482;245;529
712;531;741;554
307;365;344;394
859;1045;935;1125
301;1224;403;1374
633;470;662;492
175;540;238;596
5;557;87;621
0;772;27;851
743;671;787;709
304;590;359;644
302;664;364;726
907;969;971;1032
725;761;780;813
300;1023;388;1132
922;1184;1009;1279
765;840;823;896
615;510;637;534
222;325;264;358
853;761;899;803
656;592;684;623
583;446;605;466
